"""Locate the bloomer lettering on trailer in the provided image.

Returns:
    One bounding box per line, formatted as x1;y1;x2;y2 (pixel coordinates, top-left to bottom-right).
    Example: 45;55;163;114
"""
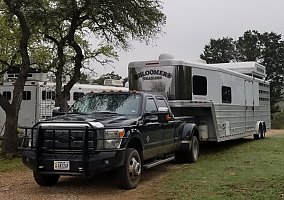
134;70;172;80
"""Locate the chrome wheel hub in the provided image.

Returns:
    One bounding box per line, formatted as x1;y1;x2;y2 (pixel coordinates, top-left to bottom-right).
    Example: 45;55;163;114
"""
129;157;141;178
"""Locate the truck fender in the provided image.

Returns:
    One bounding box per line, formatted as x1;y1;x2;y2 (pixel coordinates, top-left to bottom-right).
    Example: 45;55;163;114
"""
177;123;199;152
122;129;144;157
178;122;199;140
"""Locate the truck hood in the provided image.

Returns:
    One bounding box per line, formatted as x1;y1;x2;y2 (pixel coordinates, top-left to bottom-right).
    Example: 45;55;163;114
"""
45;113;139;128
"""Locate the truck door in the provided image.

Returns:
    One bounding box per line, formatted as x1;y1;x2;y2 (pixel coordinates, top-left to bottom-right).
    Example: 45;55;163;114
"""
155;96;176;153
245;80;254;132
141;96;164;160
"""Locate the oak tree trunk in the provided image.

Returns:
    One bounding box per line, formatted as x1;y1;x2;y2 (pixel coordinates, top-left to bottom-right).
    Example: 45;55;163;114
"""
2;110;18;154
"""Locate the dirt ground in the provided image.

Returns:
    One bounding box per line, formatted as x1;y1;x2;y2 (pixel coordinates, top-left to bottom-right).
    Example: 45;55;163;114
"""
0;164;178;200
0;130;282;200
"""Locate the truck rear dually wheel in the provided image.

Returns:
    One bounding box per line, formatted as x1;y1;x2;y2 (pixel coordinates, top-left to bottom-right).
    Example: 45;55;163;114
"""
119;148;141;189
175;135;200;163
186;135;199;163
33;171;60;186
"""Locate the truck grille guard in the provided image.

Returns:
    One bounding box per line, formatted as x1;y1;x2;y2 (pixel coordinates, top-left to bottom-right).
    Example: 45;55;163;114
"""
20;121;128;176
20;121;127;153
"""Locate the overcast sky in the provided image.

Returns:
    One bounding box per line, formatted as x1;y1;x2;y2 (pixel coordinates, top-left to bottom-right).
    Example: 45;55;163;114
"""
92;0;284;78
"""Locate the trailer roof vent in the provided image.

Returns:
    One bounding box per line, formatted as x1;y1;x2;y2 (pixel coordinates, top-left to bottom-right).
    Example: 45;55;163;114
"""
159;53;175;60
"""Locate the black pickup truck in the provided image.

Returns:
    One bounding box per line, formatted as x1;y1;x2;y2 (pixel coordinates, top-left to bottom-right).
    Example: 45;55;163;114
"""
21;91;200;189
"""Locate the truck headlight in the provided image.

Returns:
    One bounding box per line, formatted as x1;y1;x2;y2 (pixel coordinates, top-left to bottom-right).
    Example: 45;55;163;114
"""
27;129;36;148
104;129;125;149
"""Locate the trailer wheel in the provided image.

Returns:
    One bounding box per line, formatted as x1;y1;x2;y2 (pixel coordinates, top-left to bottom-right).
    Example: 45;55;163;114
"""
33;171;60;186
118;148;141;189
175;135;199;163
254;125;263;140
260;123;266;139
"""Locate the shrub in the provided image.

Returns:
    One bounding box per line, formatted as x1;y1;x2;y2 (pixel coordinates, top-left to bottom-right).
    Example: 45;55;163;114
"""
272;111;284;129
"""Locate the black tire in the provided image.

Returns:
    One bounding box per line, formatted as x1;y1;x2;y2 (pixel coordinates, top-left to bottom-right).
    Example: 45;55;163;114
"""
261;125;266;139
254;125;263;140
175;135;199;163
33;171;60;186
253;133;260;140
186;135;199;163
175;151;186;163
119;148;141;189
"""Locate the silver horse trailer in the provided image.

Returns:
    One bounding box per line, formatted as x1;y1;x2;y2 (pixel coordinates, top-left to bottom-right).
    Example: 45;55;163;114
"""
128;54;271;142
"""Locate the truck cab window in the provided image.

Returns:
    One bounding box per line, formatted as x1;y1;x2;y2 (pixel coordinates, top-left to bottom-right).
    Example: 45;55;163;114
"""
145;98;158;113
193;75;207;96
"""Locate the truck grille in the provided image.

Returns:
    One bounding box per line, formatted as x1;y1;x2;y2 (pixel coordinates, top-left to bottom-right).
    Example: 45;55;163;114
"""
39;128;103;152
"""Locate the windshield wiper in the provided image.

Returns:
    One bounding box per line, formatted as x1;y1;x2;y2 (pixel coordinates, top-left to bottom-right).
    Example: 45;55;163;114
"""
92;111;118;114
67;112;88;115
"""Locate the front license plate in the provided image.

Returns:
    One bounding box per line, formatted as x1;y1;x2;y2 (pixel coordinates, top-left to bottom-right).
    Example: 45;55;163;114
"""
54;161;70;170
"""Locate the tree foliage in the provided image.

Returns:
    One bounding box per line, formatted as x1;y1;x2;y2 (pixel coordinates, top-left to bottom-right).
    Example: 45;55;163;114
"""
23;0;166;111
0;0;32;155
0;0;166;154
201;30;284;114
200;37;236;63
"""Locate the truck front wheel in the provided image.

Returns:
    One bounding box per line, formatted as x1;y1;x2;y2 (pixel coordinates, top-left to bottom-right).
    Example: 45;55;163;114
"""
33;171;60;186
119;148;141;189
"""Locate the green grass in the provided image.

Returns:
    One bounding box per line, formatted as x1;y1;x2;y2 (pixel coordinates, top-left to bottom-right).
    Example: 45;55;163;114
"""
147;133;284;200
0;157;26;172
0;138;26;172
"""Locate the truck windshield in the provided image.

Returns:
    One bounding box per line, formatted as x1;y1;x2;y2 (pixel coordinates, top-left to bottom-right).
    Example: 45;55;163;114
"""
68;93;141;115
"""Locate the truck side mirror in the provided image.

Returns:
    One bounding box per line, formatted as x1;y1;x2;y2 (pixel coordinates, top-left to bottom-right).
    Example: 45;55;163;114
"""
143;112;159;124
158;107;171;122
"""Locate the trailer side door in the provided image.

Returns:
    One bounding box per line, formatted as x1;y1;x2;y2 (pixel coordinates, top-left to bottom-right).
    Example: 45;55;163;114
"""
245;80;254;132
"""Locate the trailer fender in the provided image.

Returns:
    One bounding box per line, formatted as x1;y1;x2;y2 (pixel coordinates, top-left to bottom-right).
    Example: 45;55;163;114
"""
254;121;265;140
255;121;263;132
177;123;199;152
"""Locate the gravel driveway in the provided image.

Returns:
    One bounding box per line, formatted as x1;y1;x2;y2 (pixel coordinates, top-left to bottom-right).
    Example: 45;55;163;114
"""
0;163;178;200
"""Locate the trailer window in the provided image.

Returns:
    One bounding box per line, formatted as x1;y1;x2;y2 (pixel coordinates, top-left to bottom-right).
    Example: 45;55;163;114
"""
222;86;231;103
3;91;11;100
73;92;84;101
42;91;55;100
193;75;207;95
23;91;31;100
145;98;158;113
